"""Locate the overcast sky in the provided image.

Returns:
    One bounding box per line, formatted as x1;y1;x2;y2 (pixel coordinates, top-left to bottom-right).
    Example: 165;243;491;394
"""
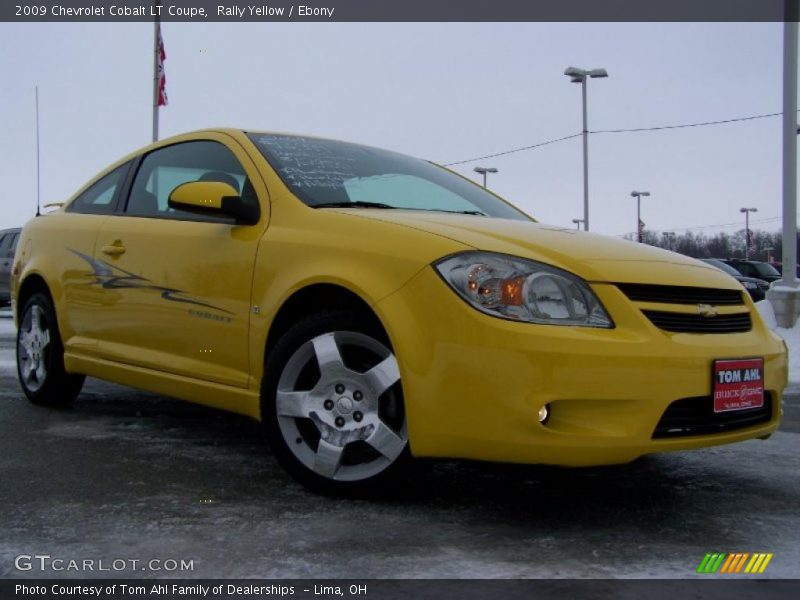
0;22;787;237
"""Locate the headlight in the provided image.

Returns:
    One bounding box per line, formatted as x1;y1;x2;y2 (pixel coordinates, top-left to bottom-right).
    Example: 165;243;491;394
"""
742;281;757;290
434;251;613;328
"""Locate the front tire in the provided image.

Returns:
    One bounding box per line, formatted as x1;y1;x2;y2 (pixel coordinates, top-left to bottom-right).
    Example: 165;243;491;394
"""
17;292;84;407
262;310;411;495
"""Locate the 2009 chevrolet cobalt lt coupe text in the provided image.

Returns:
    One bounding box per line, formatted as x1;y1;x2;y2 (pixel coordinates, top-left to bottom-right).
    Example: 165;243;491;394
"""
12;129;786;493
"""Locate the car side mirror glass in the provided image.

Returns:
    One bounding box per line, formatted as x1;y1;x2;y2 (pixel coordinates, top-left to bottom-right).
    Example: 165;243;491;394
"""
168;181;258;225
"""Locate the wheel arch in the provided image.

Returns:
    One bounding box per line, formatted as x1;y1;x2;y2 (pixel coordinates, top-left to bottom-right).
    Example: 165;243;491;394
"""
264;283;389;361
16;272;53;320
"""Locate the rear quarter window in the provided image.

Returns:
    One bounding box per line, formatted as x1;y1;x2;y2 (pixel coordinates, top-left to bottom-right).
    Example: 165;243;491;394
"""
66;163;129;215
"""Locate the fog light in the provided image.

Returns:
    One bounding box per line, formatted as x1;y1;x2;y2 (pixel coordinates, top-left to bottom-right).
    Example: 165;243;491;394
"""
537;404;550;424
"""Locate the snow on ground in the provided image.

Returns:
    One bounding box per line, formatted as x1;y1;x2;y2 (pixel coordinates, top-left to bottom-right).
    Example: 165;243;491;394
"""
775;323;800;386
0;313;15;373
756;298;778;329
757;299;800;385
0;314;14;340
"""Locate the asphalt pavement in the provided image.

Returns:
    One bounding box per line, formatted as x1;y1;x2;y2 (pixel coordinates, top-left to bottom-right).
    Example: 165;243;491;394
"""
0;311;799;579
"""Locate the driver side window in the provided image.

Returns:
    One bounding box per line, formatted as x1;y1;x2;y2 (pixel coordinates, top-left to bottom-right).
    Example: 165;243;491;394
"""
125;141;256;221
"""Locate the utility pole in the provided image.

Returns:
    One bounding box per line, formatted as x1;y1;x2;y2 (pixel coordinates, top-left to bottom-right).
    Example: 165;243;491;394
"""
781;16;798;284
767;9;800;328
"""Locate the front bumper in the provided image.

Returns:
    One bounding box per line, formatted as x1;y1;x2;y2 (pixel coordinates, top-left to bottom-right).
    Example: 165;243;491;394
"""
375;267;786;466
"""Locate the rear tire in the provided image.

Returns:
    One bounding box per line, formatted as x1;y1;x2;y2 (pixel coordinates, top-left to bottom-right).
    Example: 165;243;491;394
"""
262;310;411;495
17;292;84;407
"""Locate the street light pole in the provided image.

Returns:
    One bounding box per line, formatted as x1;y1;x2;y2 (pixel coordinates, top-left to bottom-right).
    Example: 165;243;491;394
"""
740;207;757;260
564;66;608;232
473;166;498;189
782;16;798;286
572;218;584;230
631;191;650;243
581;79;589;232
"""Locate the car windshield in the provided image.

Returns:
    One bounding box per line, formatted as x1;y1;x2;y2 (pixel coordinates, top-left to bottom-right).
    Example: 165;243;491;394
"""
752;262;780;278
248;133;531;221
703;259;742;277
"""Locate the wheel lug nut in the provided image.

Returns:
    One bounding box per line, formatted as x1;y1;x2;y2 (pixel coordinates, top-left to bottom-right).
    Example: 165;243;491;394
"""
353;391;363;401
335;417;345;428
323;399;334;410
353;411;363;423
335;384;345;394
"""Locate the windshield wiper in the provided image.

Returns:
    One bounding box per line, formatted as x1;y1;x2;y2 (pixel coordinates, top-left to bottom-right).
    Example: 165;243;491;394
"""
314;202;485;215
314;201;396;209
420;208;487;216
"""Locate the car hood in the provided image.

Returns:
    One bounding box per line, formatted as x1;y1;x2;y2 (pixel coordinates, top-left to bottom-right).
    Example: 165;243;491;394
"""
332;209;740;288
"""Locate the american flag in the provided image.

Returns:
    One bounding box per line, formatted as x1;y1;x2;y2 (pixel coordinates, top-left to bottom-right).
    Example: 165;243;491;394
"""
157;24;168;106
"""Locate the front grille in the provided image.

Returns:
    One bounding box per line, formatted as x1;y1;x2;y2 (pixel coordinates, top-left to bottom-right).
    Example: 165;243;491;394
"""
617;283;744;306
653;393;772;438
642;310;751;333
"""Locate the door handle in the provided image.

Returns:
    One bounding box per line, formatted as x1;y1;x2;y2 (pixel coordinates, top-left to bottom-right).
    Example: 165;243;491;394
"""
101;243;126;257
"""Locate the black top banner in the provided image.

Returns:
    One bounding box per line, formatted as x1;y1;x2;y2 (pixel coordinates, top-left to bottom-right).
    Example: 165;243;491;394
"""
1;0;795;23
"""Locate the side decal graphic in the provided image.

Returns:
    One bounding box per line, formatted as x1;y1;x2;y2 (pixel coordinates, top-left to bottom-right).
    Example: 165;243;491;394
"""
69;248;235;316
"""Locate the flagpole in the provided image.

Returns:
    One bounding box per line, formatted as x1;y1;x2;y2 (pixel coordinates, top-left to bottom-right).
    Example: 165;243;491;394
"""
152;11;160;142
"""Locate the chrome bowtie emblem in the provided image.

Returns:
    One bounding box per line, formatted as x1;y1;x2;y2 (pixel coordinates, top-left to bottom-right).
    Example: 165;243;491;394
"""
697;304;718;318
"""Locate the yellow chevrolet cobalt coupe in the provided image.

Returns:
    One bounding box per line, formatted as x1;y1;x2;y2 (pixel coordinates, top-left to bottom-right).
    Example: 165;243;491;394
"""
12;129;786;493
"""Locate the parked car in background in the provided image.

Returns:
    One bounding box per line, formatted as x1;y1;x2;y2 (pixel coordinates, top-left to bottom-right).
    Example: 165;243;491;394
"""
722;259;782;284
10;129;787;494
0;228;22;306
700;259;770;302
768;262;800;278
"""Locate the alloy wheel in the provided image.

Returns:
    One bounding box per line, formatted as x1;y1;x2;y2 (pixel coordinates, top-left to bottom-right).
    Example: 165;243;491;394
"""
18;304;51;393
275;330;407;482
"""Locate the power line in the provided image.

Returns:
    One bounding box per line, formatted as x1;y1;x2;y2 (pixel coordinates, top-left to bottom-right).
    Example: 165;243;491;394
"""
616;215;790;238
443;133;582;166
591;112;782;135
444;110;789;166
664;216;783;233
443;108;795;236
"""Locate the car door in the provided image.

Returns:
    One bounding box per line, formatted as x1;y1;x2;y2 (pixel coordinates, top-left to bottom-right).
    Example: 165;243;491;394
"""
57;163;131;351
90;135;267;388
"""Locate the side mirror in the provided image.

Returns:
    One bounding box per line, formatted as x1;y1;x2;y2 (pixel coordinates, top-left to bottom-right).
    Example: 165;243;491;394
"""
168;181;258;225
